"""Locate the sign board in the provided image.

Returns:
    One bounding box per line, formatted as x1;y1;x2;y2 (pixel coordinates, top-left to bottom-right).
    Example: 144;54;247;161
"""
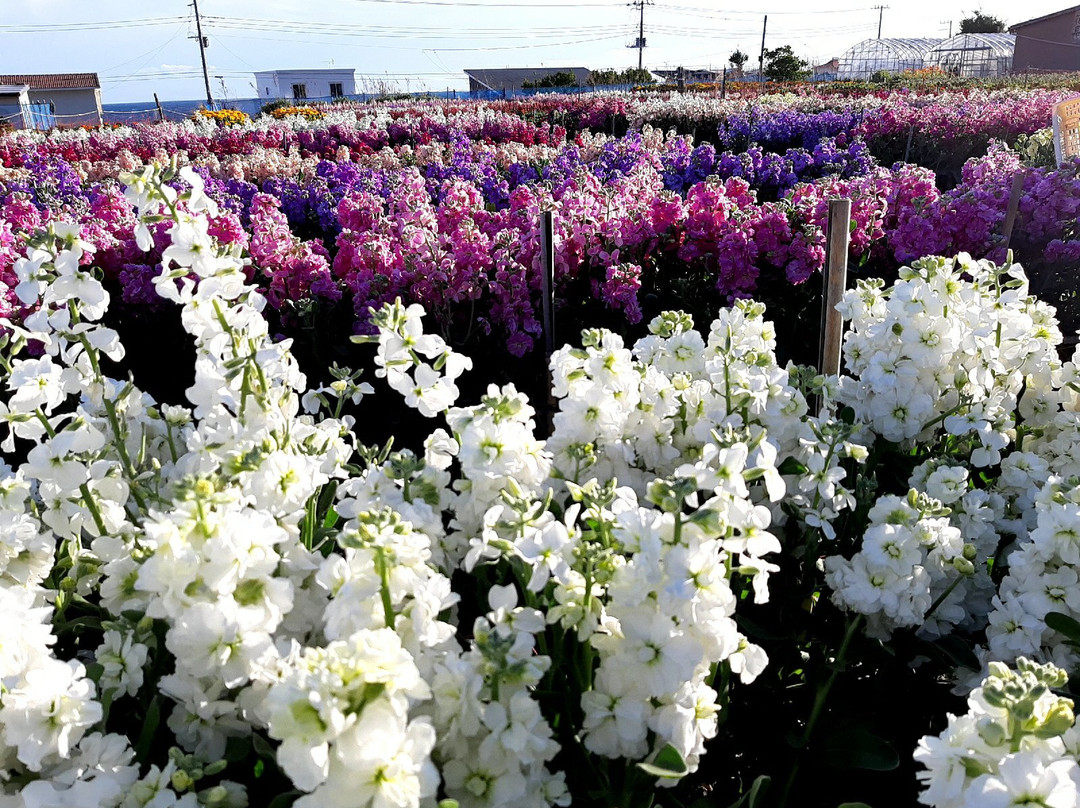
1052;95;1080;166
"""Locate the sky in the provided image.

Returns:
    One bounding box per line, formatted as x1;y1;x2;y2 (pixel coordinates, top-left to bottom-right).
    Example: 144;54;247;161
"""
2;0;1074;104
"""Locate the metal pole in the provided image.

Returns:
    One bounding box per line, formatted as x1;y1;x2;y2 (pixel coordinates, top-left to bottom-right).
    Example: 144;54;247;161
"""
539;211;555;357
154;93;165;123
192;0;213;109
539;210;556;436
638;0;645;70
721;66;727;100
818;199;851;381
759;15;767;84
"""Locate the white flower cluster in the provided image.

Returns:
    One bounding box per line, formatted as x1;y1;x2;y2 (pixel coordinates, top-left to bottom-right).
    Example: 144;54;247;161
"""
837;254;1059;465
915;658;1080;808
985;478;1080;670
824;488;972;640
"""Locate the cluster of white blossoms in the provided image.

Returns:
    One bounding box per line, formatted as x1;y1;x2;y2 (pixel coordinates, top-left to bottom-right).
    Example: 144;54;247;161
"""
914;658;1080;808
820;256;1080;645
824;488;971;640
984;478;1080;671
837;254;1060;465
363;300;472;418
0;159;791;808
13;153;1080;808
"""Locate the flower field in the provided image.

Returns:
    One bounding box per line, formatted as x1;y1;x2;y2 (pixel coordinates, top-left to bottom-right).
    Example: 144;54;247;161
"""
4;84;1080;808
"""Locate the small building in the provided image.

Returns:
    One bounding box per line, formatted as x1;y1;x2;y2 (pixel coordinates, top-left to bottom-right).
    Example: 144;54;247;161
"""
653;67;725;84
925;33;1014;77
464;67;591;94
0;73;101;126
1011;5;1080;72
253;69;357;102
813;58;840;82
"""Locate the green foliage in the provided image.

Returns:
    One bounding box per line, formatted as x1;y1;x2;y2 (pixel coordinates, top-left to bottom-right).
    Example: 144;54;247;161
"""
589;67;656;86
959;10;1006;33
730;49;749;70
522;70;580;89
764;45;812;82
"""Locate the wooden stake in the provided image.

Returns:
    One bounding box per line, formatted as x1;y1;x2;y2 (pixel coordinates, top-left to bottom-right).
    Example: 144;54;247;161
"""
1001;170;1026;254
154;93;165;123
818;198;851;380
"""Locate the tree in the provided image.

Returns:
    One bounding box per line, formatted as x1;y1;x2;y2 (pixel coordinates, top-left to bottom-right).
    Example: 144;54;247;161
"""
521;70;579;89
763;46;811;82
588;68;655;87
959;10;1006;33
729;49;749;71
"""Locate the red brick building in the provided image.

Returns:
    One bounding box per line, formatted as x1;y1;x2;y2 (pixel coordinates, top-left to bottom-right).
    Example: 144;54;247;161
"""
1010;6;1080;72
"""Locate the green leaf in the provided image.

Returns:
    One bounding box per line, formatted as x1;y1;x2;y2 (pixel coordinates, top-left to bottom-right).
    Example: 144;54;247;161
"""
837;803;874;808
932;635;981;671
438;801;460;808
224;736;251;763
134;696;160;764
778;456;808;476
636;743;689;779
252;732;276;761
266;790;301;808
724;775;771;808
822;729;899;771
1045;612;1080;644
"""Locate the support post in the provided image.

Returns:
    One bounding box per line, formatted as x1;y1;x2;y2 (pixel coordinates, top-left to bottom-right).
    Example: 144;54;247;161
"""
759;15;768;85
154;93;165;123
1001;170;1026;254
539;211;556;434
721;66;727;100
818;199;851;381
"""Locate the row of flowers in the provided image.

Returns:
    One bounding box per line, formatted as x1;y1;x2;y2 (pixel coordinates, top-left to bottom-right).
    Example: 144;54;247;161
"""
1;119;1078;360
1;86;1070;178
5;159;1080;808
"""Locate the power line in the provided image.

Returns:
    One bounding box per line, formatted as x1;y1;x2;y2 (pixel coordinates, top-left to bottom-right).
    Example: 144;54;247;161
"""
0;17;185;32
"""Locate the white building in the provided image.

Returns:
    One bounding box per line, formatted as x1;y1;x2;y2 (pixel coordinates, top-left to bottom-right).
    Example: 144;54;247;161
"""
0;73;101;126
253;69;357;102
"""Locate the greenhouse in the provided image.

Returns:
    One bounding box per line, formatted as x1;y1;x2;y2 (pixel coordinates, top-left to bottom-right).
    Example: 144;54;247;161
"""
837;38;942;80
924;33;1015;78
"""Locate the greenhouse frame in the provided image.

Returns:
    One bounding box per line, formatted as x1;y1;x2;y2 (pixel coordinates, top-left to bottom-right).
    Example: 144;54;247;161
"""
837;38;942;80
924;33;1015;78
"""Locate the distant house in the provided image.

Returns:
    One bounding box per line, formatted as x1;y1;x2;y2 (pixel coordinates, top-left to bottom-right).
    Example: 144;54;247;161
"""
0;73;101;126
1011;5;1080;72
813;58;840;81
254;69;358;102
464;67;591;94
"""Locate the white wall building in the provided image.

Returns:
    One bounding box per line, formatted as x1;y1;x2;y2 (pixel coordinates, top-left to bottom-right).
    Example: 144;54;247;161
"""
253;69;357;101
0;74;101;126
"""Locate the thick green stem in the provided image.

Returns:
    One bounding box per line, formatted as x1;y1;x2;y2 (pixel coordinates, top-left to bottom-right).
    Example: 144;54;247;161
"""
779;613;864;808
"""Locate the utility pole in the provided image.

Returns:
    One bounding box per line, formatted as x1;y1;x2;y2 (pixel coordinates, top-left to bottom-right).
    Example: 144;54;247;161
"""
627;0;650;71
941;19;953;37
874;5;889;39
758;15;767;84
191;0;213;109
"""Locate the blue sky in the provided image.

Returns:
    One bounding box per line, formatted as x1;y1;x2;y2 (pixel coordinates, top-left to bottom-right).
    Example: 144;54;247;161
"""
4;0;1070;103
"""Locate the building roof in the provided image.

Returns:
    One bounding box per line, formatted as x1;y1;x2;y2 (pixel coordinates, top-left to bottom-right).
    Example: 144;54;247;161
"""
253;68;356;76
927;33;1015;57
0;73;99;90
1010;5;1080;30
464;67;591;90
